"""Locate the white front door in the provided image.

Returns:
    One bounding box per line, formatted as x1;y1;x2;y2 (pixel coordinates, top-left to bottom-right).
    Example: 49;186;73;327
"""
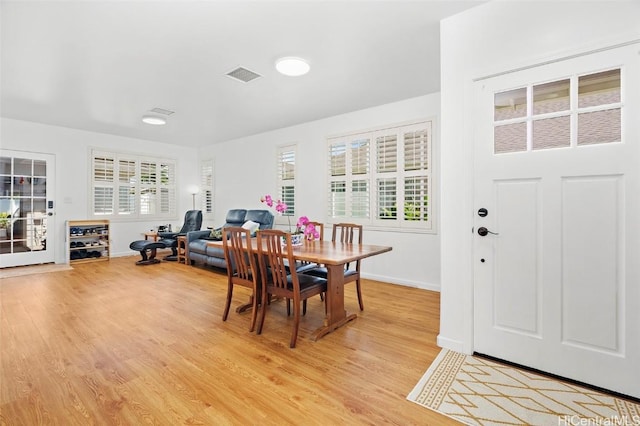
473;44;640;398
0;150;56;267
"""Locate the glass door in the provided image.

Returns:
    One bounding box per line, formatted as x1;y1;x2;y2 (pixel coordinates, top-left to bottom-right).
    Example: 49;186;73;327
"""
0;150;55;267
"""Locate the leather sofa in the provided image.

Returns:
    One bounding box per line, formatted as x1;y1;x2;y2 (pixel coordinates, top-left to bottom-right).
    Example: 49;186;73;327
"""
187;209;274;269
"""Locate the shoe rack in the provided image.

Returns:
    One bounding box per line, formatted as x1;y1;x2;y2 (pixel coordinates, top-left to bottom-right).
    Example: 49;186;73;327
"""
66;219;110;263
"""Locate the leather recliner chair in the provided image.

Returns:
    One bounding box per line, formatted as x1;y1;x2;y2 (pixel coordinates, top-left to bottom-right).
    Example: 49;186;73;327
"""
158;210;203;261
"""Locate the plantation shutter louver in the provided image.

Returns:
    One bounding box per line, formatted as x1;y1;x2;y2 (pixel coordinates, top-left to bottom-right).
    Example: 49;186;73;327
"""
403;129;429;222
118;159;136;215
93;155;115;215
351;138;370;218
200;160;214;215
140;162;157;215
159;162;176;215
328;143;347;218
376;134;398;220
277;146;296;217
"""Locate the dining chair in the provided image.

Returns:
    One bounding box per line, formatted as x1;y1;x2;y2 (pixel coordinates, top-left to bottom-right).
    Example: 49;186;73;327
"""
256;229;327;348
302;222;365;311
222;226;260;332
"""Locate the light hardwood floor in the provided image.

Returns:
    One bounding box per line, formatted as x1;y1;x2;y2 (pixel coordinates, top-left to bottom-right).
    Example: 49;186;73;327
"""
0;257;460;425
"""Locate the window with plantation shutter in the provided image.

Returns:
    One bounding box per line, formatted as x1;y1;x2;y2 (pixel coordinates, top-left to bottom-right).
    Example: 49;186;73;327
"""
94;156;114;182
327;119;433;231
403;128;430;222
376;135;397;173
377;178;396;219
140;188;157;215
94;187;114;215
200;160;214;216
277;145;296;220
118;159;135;215
404;176;429;221
159;163;175;215
90;149;176;219
329;181;346;217
93;155;115;215
328;139;371;220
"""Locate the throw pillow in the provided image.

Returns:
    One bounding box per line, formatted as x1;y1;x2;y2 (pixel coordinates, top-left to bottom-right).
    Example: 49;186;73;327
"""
241;220;260;236
209;228;223;240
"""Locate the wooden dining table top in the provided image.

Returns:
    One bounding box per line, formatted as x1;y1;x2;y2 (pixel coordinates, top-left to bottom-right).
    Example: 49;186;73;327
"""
206;238;392;265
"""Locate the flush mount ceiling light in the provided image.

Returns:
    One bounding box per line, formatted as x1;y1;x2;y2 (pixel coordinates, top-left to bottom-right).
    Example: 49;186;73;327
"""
275;57;310;76
142;115;167;125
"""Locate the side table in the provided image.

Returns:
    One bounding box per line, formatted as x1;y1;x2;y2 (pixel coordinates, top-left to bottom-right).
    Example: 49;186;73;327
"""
176;235;188;264
144;232;159;241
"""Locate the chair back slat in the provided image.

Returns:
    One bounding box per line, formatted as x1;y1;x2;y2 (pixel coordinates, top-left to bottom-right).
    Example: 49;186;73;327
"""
332;223;363;244
223;227;256;282
258;229;297;293
332;223;363;271
331;223;362;244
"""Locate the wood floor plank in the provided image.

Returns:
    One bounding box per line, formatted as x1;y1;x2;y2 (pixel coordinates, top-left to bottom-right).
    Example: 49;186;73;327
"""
1;256;460;425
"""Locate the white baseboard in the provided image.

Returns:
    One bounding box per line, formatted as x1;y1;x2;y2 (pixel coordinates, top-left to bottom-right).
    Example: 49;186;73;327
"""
362;273;440;292
436;334;466;353
111;250;140;258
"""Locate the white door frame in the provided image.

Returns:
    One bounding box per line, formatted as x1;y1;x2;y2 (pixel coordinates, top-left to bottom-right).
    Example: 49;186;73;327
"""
0;149;56;268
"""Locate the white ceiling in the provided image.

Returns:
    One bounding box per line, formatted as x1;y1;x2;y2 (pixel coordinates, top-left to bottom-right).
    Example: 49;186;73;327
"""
1;1;483;148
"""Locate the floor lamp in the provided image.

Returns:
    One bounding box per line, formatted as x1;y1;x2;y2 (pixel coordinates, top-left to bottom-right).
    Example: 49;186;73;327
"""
188;185;199;210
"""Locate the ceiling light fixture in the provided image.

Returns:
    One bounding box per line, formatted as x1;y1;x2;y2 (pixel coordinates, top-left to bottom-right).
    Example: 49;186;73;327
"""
142;115;167;125
275;57;310;77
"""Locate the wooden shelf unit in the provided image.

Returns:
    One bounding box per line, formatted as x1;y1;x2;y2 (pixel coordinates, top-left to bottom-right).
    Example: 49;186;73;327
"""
66;219;110;263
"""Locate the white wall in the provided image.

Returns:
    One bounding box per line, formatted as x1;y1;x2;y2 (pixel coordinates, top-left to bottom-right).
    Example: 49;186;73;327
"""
1;118;199;263
439;1;640;352
199;94;441;290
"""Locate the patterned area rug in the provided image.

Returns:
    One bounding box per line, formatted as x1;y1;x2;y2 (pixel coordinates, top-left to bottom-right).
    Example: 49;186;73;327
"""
0;263;72;279
407;349;640;426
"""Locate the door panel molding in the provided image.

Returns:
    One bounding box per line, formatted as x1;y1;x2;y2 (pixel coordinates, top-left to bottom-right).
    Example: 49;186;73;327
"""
561;174;623;354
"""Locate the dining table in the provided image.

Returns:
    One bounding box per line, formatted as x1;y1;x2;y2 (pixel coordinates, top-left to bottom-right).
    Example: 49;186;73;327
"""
207;238;392;341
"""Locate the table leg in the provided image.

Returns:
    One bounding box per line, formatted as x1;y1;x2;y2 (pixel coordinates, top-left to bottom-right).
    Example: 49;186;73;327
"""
235;295;255;313
310;263;357;341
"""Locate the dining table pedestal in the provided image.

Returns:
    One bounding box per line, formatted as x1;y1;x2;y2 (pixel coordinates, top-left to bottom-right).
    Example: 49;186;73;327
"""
309;263;357;341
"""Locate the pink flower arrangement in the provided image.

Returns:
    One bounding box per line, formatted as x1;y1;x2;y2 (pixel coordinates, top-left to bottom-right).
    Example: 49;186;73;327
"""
297;216;320;241
261;194;288;214
261;195;320;241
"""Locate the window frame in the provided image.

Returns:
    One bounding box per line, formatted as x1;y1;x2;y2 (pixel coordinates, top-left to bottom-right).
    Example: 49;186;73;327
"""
89;149;177;220
276;144;296;226
326;119;434;233
200;159;214;218
492;67;623;154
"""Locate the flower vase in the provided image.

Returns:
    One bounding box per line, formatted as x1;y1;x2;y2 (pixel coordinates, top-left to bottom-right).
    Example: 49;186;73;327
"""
282;233;304;247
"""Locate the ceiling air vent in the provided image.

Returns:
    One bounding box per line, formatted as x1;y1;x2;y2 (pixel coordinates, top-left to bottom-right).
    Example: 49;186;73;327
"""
226;67;262;83
150;107;175;115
